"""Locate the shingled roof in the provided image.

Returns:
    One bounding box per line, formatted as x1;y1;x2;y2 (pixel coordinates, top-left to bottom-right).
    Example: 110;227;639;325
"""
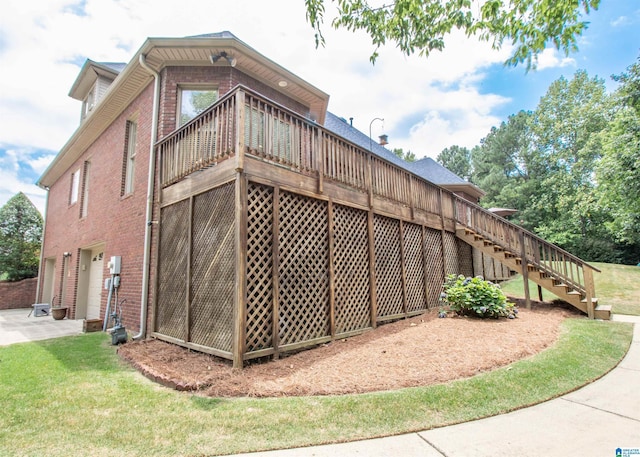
323;112;482;196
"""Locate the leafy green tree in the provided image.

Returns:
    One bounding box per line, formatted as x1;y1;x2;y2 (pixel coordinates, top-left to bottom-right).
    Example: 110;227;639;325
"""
0;193;43;281
179;90;218;126
597;57;640;247
392;147;416;162
472;110;544;230
305;0;599;68
612;54;640;114
437;145;472;181
530;70;610;254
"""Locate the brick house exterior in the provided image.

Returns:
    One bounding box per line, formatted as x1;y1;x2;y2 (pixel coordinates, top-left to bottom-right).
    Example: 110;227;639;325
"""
39;32;542;366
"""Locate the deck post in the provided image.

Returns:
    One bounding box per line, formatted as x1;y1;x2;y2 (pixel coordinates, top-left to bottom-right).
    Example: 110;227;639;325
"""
519;230;531;310
316;130;324;194
438;189;448;279
235;90;246;172
366;155;374;208
367;210;377;328
272;186;281;358
584;266;595;319
399;220;408;317
232;167;248;367
185;196;194;343
328;199;336;337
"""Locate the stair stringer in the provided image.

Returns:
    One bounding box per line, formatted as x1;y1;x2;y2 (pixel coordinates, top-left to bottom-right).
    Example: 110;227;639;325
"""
455;226;610;320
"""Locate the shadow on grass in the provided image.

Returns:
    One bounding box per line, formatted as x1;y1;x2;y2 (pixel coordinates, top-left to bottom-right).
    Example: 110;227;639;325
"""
33;332;122;373
190;395;226;410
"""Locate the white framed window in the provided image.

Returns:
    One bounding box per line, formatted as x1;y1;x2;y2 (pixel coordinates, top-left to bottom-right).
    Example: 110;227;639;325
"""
81;86;96;120
70;169;80;205
178;86;218;127
122;120;137;195
80;161;90;218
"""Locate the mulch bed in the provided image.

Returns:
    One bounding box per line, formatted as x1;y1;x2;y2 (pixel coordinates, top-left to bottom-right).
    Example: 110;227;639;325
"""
118;299;581;397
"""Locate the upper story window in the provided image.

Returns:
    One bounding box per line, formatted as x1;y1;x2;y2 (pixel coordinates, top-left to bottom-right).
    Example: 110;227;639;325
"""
122;120;137;195
81;86;96;120
69;169;80;205
178;86;218;127
80;161;90;218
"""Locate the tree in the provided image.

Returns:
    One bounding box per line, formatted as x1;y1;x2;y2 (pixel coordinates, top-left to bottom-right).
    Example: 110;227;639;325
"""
304;0;600;68
437;145;471;180
471;110;544;230
392;147;416;162
597;56;640;247
530;70;610;254
0;193;43;281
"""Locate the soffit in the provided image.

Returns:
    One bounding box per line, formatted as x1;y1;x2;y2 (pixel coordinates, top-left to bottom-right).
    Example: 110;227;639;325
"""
68;60;121;100
38;35;330;188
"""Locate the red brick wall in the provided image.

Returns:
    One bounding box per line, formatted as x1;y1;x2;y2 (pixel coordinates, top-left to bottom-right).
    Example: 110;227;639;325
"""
0;278;38;310
41;63;310;334
41;82;155;330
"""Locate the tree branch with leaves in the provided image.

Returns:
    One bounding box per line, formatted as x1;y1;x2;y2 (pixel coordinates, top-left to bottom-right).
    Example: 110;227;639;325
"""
305;0;599;69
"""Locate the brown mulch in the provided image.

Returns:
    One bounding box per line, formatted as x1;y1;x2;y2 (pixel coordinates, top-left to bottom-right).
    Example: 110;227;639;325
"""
117;300;581;397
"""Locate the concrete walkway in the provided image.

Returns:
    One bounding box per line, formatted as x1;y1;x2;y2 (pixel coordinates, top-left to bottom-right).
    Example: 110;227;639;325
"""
227;314;640;457
0;307;84;346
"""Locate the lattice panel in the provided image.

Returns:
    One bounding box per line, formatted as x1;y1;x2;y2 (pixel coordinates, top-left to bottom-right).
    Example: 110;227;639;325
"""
443;232;459;277
473;248;486;278
246;183;274;352
156;200;189;340
374;214;404;318
457;239;474;277
278;192;330;346
333;204;371;334
403;222;427;313
190;183;236;352
423;228;445;308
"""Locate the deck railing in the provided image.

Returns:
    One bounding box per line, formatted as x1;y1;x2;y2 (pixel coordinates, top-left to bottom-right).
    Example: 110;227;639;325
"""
156;85;596;301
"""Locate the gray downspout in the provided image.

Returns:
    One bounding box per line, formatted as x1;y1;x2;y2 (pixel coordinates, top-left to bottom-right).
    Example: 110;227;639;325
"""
134;54;160;340
35;187;50;304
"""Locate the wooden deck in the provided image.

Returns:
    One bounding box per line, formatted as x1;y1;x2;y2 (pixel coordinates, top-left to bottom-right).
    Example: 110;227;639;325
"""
152;85;604;368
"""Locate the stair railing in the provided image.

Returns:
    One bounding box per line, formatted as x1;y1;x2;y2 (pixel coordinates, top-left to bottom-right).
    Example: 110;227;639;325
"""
454;196;600;298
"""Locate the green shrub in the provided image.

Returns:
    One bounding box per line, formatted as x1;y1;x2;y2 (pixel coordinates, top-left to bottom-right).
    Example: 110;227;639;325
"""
441;274;517;319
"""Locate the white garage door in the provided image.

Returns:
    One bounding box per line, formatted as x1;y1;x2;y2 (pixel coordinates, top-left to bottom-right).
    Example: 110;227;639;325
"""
86;249;104;319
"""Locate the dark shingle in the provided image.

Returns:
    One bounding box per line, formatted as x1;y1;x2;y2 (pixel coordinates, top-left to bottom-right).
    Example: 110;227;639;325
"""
323;112;468;185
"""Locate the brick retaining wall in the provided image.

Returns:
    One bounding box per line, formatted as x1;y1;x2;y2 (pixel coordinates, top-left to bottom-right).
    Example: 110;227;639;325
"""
0;277;38;310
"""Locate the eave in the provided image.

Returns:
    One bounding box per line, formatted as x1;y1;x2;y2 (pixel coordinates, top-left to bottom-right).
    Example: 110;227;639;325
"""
38;34;330;189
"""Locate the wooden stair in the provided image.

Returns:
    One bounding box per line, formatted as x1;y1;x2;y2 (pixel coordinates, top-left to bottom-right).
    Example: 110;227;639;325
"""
456;226;610;320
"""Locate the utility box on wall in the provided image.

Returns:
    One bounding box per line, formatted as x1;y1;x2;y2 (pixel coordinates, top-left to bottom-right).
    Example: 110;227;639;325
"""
108;256;121;275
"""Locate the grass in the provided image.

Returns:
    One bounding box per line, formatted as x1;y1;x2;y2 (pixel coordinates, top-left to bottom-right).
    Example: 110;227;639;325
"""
0;319;632;457
500;262;640;316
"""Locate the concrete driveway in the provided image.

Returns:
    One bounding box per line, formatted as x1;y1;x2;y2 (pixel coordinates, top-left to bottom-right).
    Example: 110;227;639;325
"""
0;307;84;346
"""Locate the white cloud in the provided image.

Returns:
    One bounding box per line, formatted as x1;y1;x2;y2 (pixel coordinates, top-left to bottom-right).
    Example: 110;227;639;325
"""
534;48;576;71
0;149;47;214
0;0;530;209
611;15;629;27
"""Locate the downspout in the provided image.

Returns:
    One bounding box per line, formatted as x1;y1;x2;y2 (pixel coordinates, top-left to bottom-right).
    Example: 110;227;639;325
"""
35;187;50;304
134;53;160;340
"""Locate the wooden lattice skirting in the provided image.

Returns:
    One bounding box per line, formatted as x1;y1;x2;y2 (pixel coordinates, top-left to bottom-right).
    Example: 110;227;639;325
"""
154;178;476;366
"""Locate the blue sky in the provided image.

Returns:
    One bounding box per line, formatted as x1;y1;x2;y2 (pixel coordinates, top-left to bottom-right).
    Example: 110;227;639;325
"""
0;0;638;214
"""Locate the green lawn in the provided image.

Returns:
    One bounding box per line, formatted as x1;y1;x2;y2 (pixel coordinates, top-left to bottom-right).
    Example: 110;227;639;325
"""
0;319;632;457
500;262;640;316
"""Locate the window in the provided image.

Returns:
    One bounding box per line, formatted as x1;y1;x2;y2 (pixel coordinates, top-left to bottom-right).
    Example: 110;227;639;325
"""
178;86;218;126
122;120;137;195
80;161;90;218
70;169;80;205
81;87;96;120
